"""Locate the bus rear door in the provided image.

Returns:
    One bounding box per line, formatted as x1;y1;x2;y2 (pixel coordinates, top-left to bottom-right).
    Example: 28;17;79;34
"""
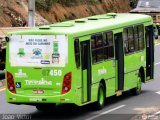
80;39;91;103
145;25;154;81
114;33;124;95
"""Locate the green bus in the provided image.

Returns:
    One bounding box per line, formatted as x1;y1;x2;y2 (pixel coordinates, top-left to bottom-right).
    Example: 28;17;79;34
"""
6;13;155;110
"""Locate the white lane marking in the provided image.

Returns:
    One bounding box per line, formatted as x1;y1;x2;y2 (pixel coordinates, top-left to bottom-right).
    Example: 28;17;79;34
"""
155;62;160;66
86;105;126;120
156;91;160;94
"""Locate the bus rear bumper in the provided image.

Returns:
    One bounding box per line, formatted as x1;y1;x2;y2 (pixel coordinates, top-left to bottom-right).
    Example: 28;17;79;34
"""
6;90;77;105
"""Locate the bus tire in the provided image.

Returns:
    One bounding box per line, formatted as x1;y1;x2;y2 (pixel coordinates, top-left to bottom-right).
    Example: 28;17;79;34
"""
94;83;105;110
35;104;56;111
130;72;142;95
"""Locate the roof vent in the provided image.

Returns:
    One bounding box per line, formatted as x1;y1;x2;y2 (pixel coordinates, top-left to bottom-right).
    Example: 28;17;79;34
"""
88;17;99;20
107;13;117;18
75;19;86;23
99;16;113;19
50;22;74;27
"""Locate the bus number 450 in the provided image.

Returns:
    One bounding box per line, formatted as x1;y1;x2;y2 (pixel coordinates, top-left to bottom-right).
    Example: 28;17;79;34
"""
50;70;62;76
42;70;62;76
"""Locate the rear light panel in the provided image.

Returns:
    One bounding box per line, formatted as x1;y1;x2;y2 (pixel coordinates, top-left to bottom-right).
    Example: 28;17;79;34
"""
62;72;72;94
7;72;16;93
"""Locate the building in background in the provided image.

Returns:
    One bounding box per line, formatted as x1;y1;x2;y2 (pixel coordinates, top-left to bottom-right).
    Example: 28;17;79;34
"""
130;0;160;34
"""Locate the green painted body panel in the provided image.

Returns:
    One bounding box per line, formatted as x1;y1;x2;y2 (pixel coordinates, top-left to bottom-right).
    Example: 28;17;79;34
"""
6;13;154;106
92;60;116;97
124;51;146;91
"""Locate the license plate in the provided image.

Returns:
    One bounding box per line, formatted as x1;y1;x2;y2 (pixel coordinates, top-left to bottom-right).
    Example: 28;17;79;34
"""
33;90;44;94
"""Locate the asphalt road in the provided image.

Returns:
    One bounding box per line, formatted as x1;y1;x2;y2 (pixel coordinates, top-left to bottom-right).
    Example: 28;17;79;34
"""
0;43;160;120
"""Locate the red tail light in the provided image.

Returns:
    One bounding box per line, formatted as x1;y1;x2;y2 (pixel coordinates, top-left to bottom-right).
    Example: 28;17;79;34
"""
7;72;16;93
62;72;72;94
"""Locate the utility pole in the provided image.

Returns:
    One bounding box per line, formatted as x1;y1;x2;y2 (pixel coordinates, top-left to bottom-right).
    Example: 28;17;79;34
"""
28;0;35;27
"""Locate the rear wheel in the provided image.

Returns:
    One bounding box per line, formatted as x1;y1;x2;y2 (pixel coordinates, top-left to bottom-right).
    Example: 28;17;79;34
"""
35;104;56;111
94;83;105;110
130;72;142;95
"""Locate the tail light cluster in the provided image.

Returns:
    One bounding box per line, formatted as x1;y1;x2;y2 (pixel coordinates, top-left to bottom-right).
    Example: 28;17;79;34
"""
7;72;16;93
62;72;72;94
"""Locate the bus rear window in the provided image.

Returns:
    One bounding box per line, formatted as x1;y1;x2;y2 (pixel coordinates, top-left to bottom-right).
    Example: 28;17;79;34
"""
9;35;68;67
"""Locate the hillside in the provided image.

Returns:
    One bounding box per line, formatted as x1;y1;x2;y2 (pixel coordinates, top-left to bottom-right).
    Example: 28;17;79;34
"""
0;0;131;27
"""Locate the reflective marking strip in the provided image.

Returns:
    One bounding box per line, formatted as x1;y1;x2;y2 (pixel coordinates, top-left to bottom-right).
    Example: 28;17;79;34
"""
86;105;126;120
